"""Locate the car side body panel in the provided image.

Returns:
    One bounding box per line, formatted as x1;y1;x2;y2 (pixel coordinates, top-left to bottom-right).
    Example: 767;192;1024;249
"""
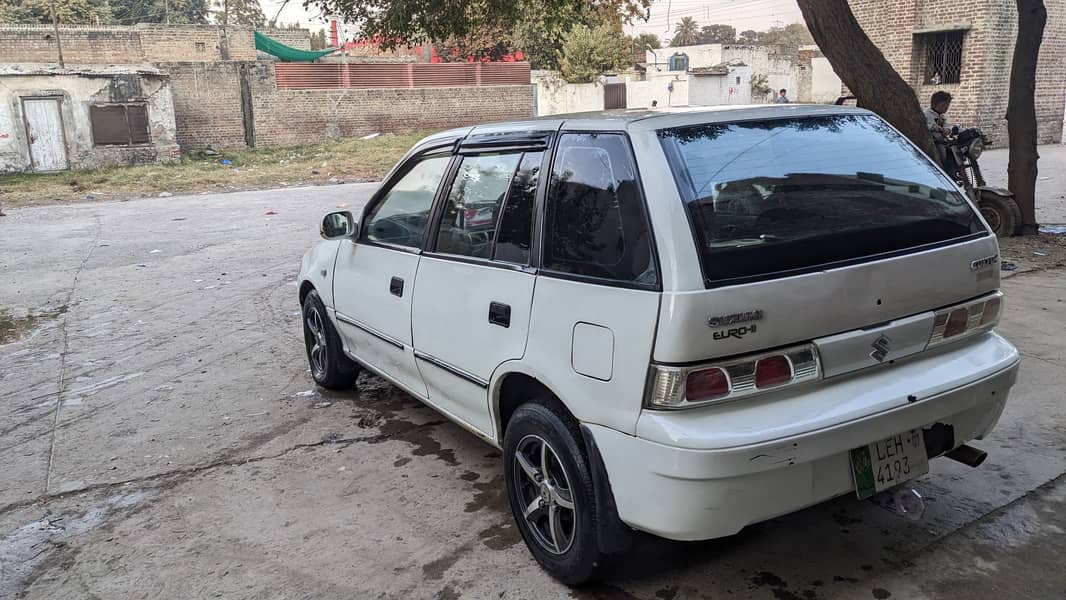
520;276;661;436
298;239;342;309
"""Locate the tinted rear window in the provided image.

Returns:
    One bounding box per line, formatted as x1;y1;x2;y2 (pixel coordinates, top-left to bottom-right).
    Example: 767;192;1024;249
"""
659;114;985;286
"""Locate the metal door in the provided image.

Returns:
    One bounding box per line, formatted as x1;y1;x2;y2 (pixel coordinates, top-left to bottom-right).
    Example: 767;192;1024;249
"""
604;82;627;110
22;98;68;171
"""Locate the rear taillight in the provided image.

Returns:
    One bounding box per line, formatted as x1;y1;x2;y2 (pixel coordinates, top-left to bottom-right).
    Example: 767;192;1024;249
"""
647;344;821;409
927;291;1002;348
685;367;730;402
755;355;793;388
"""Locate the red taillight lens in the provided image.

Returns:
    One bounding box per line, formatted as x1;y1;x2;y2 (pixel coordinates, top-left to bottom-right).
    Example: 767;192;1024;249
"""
686;368;730;401
981;296;1001;325
755;355;792;388
944;308;970;338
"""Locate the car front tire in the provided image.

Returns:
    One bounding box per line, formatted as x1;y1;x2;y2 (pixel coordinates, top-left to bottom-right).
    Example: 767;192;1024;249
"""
504;402;604;585
302;289;359;389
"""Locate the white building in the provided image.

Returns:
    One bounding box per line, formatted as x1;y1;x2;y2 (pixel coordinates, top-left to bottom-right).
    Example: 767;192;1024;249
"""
532;42;843;116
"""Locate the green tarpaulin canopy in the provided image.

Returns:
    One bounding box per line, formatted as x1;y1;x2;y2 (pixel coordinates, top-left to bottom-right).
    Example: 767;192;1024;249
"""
255;31;335;62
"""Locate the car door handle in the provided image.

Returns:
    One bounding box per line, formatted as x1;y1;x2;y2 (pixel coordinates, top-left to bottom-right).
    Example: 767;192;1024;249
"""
389;276;404;297
488;302;511;328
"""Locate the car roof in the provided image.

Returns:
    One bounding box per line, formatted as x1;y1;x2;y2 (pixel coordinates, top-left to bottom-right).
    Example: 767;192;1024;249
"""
414;104;874;150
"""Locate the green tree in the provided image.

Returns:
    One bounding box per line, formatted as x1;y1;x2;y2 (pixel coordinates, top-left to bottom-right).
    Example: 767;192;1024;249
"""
559;23;630;83
0;0;113;24
670;16;699;46
211;0;263;27
698;24;735;44
633;32;660;50
759;23;814;46
109;0;207;23
307;0;649;50
310;28;328;50
737;29;759;43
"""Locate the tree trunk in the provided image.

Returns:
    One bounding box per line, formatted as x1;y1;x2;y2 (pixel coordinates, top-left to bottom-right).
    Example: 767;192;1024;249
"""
796;0;937;160
1007;0;1047;235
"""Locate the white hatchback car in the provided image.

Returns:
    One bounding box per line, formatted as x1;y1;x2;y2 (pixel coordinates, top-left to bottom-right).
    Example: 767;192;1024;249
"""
298;105;1020;584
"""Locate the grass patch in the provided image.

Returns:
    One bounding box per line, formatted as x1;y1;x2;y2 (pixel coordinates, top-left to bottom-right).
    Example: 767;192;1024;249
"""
0;132;429;209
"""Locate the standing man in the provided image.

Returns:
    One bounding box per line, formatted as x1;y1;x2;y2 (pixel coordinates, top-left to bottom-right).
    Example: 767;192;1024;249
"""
774;89;790;103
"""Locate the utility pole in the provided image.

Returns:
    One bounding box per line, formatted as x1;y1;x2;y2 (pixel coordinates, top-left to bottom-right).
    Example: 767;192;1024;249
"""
49;0;64;68
165;0;170;24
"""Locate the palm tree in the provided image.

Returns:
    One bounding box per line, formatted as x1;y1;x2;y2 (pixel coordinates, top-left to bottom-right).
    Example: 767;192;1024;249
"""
672;17;700;46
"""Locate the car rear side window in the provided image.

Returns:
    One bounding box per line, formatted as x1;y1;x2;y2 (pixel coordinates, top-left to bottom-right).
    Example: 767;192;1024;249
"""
493;152;542;265
659;114;985;286
436;153;522;260
543;133;657;287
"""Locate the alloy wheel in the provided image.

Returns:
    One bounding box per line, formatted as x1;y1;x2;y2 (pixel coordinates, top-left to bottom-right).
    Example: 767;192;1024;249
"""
513;434;577;555
305;305;327;378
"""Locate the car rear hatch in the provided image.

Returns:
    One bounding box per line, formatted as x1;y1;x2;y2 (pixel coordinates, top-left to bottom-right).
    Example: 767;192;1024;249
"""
648;111;1001;398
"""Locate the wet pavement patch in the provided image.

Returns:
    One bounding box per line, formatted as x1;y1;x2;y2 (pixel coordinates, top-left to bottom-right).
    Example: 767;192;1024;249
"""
749;571;810;600
477;521;519;550
464;474;507;514
422;542;471;580
0;305;66;344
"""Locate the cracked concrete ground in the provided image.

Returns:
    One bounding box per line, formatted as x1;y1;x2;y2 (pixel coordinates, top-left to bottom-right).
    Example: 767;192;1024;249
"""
1;185;1064;600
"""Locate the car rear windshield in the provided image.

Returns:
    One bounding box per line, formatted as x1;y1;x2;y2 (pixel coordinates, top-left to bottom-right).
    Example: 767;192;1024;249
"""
658;114;985;286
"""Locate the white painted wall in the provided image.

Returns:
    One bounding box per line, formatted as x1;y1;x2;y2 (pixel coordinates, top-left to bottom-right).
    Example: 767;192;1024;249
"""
533;77;604;115
627;77;688;109
664;43;724;69
811;57;844;103
689;65;753;106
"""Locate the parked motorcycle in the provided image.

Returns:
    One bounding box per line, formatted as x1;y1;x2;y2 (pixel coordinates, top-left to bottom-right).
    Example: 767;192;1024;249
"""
944;127;1021;237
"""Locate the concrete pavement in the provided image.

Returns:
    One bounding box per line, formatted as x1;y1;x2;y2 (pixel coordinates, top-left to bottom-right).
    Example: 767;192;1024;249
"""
980;144;1066;225
1;184;1064;599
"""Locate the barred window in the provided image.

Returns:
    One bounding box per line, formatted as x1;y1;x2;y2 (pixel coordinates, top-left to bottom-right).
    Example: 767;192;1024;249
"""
90;104;150;146
920;31;964;85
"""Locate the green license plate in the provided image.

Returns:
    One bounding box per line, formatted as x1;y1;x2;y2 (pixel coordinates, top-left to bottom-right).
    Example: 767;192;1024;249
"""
850;428;929;500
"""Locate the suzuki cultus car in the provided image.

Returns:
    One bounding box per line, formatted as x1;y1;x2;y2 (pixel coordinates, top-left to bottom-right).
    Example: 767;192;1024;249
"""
298;105;1020;584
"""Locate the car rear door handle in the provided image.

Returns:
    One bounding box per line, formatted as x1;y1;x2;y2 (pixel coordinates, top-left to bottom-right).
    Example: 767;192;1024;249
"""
390;276;404;297
488;302;511;328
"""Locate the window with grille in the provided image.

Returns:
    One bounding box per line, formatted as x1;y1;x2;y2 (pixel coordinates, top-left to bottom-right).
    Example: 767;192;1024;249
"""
920;31;964;84
90;104;150;146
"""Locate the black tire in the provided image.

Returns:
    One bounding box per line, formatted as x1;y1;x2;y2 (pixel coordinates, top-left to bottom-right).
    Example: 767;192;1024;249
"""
301;289;359;389
503;402;604;585
978;192;1022;238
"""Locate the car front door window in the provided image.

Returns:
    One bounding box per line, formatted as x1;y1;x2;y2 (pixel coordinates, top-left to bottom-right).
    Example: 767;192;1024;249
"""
364;154;451;248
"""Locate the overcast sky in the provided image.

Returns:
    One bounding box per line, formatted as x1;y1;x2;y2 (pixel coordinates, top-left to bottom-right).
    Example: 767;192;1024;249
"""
259;0;806;42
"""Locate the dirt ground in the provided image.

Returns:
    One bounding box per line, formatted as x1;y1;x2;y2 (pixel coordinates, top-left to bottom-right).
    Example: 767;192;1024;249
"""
1;185;1065;600
0;133;424;209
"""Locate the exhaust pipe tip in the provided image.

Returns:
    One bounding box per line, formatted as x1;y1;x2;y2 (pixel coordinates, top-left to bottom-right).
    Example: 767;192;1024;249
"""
945;444;987;468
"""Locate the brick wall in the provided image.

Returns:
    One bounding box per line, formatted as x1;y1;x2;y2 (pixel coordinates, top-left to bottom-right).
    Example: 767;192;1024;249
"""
0;24;269;64
138;25;227;61
246;62;533;147
849;0;1066;144
0;25;143;63
261;28;311;51
159;62;248;150
162;61;534;151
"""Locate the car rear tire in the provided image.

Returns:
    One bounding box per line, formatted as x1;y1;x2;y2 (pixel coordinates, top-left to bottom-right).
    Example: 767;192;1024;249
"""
978;192;1021;237
504;402;604;585
302;289;359;389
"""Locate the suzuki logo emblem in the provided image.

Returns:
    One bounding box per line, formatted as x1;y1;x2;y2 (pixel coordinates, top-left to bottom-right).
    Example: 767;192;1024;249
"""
870;334;892;362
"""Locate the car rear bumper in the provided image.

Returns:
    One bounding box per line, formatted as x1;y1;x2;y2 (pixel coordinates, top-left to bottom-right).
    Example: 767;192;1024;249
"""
588;332;1020;541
